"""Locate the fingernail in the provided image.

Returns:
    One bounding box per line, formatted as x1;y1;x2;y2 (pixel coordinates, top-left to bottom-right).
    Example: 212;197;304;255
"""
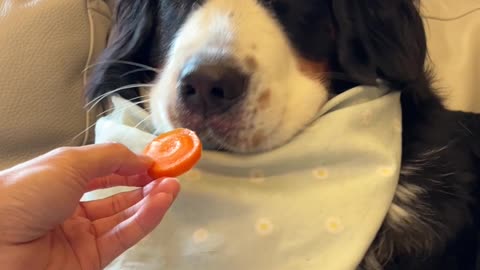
159;178;180;187
144;178;178;195
153;178;181;199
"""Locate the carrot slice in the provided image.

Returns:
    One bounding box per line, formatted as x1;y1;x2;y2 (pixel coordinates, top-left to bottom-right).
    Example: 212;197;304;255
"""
143;128;202;178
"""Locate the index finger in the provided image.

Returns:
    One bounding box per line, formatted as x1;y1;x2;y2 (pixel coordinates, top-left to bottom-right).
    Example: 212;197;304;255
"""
46;143;153;182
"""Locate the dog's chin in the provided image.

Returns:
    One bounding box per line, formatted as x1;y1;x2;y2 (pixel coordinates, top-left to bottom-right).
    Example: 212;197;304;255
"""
172;121;275;154
166;114;279;154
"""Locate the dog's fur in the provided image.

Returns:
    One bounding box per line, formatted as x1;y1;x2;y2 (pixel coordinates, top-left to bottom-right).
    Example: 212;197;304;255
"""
86;1;480;269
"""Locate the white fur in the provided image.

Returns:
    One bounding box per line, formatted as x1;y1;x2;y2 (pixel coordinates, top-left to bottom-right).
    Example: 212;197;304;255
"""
395;183;424;204
150;0;328;153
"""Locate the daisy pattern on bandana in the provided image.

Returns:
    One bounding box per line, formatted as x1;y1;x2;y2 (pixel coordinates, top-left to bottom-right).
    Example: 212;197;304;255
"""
192;228;209;243
250;169;266;184
377;166;395;177
361;109;373;125
312;167;329;179
393;118;402;133
255;218;274;236
325;217;345;234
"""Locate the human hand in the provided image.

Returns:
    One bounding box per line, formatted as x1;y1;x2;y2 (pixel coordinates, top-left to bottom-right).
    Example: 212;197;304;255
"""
0;143;180;270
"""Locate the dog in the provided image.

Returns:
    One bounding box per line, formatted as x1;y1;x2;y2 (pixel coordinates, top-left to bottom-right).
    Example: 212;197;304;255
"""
86;0;480;269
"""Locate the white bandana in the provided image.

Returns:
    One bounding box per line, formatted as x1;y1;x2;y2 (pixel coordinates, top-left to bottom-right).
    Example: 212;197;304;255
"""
84;86;402;270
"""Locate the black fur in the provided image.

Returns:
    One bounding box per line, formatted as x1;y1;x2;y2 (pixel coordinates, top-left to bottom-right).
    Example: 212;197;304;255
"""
86;0;160;104
85;1;480;269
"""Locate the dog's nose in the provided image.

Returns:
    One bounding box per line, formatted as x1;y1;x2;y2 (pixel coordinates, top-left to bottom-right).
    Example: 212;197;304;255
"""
178;58;248;114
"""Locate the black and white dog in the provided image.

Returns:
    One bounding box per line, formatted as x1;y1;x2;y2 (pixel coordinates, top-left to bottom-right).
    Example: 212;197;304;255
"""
86;0;480;269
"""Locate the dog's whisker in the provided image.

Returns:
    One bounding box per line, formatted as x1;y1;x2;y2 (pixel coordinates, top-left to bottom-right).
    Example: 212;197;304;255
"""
204;121;235;152
458;121;474;136
209;129;229;152
82;60;160;74
153;127;162;136
69;121;98;145
134;114;153;129
120;68;155;78
96;98;151;118
86;83;155;111
125;95;151;102
71;97;152;145
116;114;154;144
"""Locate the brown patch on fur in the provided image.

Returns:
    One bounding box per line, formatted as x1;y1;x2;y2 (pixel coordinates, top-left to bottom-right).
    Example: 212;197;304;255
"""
251;131;266;148
297;57;328;81
257;90;271;110
245;55;258;71
251;44;257;50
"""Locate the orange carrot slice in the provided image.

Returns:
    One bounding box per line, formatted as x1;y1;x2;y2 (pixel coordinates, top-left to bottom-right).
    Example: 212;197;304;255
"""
143;128;202;178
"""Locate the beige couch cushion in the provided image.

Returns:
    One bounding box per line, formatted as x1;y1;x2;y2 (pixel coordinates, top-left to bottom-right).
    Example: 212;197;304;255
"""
0;0;111;169
423;0;480;113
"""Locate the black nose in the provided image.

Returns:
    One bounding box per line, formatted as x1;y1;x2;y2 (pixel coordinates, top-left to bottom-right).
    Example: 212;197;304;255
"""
178;58;249;115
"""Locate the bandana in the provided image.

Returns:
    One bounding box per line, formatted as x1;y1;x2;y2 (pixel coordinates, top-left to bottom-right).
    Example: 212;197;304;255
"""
85;85;402;270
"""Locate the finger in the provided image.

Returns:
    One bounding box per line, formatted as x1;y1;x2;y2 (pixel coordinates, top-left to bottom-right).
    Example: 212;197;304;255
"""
97;192;174;267
82;178;179;221
46;143;154;182
85;173;154;192
80;181;156;221
92;178;179;235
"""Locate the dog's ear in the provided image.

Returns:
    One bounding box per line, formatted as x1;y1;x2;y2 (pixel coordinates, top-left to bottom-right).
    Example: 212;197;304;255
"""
85;0;158;104
331;0;428;89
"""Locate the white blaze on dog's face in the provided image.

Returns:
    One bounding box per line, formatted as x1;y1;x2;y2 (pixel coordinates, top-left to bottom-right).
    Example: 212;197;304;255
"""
150;0;329;153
